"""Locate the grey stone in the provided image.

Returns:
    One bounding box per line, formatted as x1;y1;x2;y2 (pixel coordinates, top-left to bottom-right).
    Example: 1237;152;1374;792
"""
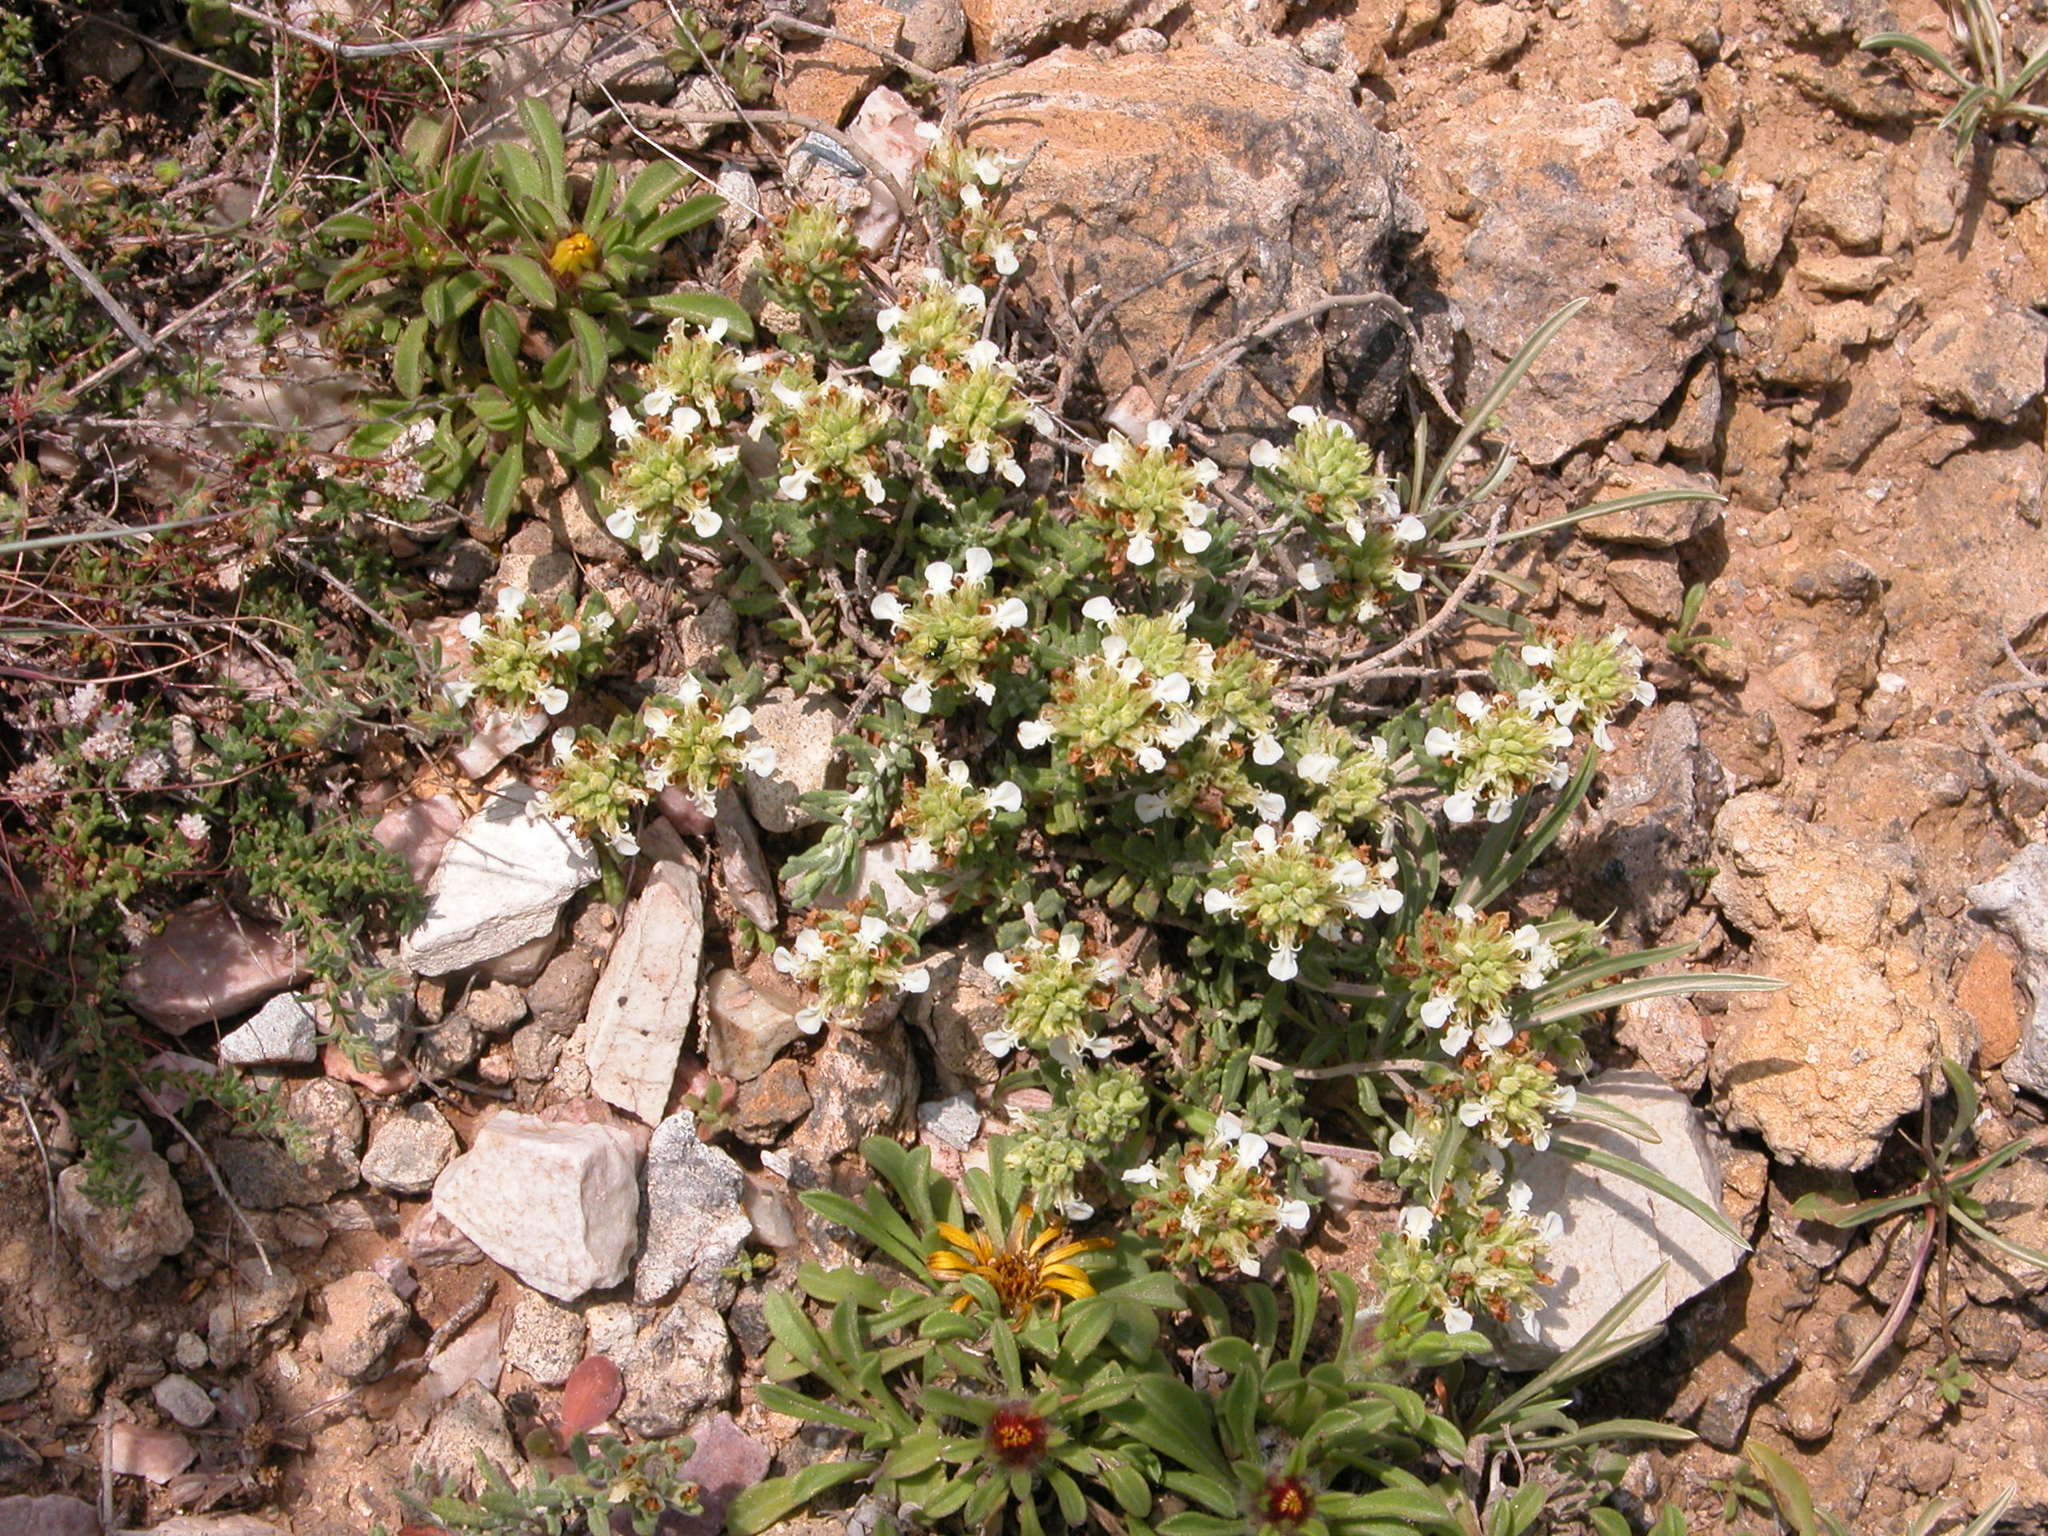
528;949;600;1031
1607;556;1685;623
405;1204;486;1268
171;1334;207;1373
703;968;804;1082
217;992;318;1066
636;1111;752;1307
205;1261;302;1369
512;1023;566;1082
57;1149;192;1289
918;1094;982;1151
1569;703;1723;943
400;785;599;975
360;1104;459;1195
585;1296;733;1437
1970;845;2048;1096
0;1434;42;1483
741;690;845;832
910;945;1005;1094
580;860;706;1125
416;1015;483;1078
317;1271;411;1382
503;1288;586;1386
424;537;496;595
432;1112;641;1301
413;1381;519;1493
337;985;413;1071
461;982;528;1035
784;1022;916;1170
151;1374;214;1429
715;787;778;931
483;925;562;986
1503;1070;1746;1365
217;1079;363;1209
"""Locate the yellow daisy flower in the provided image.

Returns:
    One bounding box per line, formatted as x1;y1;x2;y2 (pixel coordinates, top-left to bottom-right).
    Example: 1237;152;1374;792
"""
927;1203;1111;1320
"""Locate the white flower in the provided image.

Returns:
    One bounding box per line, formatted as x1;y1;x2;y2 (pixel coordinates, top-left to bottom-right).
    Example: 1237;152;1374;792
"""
689;505;722;539
1134;792;1169;823
1061;1198;1095;1222
983;951;1018;986
175;812;209;841
445;679;476;707
870;343;904;377
1122;1162;1160;1187
1277;1199;1311;1232
870;592;906;625
991;596;1029;629
1092;432;1131;472
1081;595;1118;626
1254;791;1287;823
876;305;905;334
1135;745;1166;773
1183;1159;1219;1197
984;780;1023;814
458;611;485;641
778;467;815;500
901;966;932;995
1387;1129;1418;1160
1267;942;1300;981
902;680;934;714
742;741;777;775
1394;567;1424;592
537;685;570;715
1442;1305;1475;1335
1127;529;1155;565
1419;994;1455;1031
795;1005;825;1035
1018;719;1053;749
1238;1254;1264;1277
1251;734;1284;767
910;363;945;391
642;387;677;418
611;830;640;857
1422;725;1460;760
1248;440;1282;470
1394;514;1427;544
1400;1205;1435;1242
1180;525;1213;554
608;404;639;441
1234;1132;1270;1169
1286;404;1320;427
1443;791;1477;825
993;242;1020;276
605;507;639;541
496;586;527;617
1507;1180;1534;1216
551;726;577;761
982;1027;1019;1058
1521;643;1556;668
545;624;581;655
1151;672;1190;706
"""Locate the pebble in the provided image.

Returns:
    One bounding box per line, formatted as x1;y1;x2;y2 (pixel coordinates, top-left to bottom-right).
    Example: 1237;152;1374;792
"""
152;1374;215;1428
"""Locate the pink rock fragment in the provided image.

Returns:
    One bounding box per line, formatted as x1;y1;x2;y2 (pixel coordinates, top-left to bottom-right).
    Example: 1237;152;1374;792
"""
372;794;467;888
669;1415;773;1535
123;902;308;1034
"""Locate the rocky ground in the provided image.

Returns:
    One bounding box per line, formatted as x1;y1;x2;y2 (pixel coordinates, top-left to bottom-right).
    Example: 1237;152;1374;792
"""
8;0;2048;1529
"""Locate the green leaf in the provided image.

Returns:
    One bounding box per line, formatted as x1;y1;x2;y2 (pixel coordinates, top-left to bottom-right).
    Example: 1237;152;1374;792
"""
568;306;609;391
481;442;524;531
487;252;560;309
725;1462;878;1536
644;289;756;339
1743;1440;1821;1536
392;315;429;399
1550;1137;1750;1251
621;160;690;217
517;96;568;215
1526;970;1783;1027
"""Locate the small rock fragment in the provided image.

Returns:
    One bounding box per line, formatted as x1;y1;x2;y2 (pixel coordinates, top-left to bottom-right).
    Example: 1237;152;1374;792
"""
740;689;845;833
124;901;308;1034
151;1374;214;1429
503;1289;587;1387
217;992;319;1066
413;1382;520;1493
432;1112;642;1301
703;968;804;1082
360;1104;459;1195
400;785;599;975
1970;846;2048;1094
636;1111;752;1306
58;1149;193;1289
317;1271;411;1382
581;860;706;1125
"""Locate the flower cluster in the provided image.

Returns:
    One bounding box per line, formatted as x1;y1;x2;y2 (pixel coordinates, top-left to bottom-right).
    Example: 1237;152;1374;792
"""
1444;1041;1577;1150
894;747;1023;875
1378;1169;1561;1336
639;315;757;427
870;272;986;380
1075;420;1219;568
1422;690;1574;825
916;128;1026;284
1290;717;1393;829
981;923;1126;1067
1393;905;1563;1056
911;339;1036;487
448;588;622;717
1253;406;1427;625
1515;628;1656;750
546;719;651;855
605;396;744;557
537;676;776;854
757;202;865;323
762;372;893;509
641;675;778;810
870;547;1030;714
1009;1065;1149;1220
1017;599;1218;780
1202;808;1403;981
772;901;931;1034
1126;1115;1311;1278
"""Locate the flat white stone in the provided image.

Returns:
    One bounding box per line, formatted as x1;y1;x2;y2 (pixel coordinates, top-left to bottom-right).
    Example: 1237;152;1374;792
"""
400;785;598;976
431;1112;641;1301
580;861;705;1125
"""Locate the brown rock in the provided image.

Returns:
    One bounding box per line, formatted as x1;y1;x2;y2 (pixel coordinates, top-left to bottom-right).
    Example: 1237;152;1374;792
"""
961;45;1416;431
734;1059;814;1144
124;902;308;1033
1957;937;2022;1070
961;0;1159;58
779;0;901;127
1407;93;1719;464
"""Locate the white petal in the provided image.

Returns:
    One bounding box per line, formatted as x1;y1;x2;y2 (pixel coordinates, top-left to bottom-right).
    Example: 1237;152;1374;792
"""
984;781;1023;813
1017;719;1053;749
902;680;933;714
1248;440;1282;470
1081;596;1118;626
870;592;906;624
1277;1199;1311;1232
537;685;570;715
459;612;484;641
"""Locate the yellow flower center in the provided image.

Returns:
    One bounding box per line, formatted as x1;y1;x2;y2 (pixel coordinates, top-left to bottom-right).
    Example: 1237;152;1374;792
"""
547;231;599;278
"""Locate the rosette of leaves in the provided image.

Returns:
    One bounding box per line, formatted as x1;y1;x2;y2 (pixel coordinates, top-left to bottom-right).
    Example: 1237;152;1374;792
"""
728;1137;1183;1534
321;99;750;525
